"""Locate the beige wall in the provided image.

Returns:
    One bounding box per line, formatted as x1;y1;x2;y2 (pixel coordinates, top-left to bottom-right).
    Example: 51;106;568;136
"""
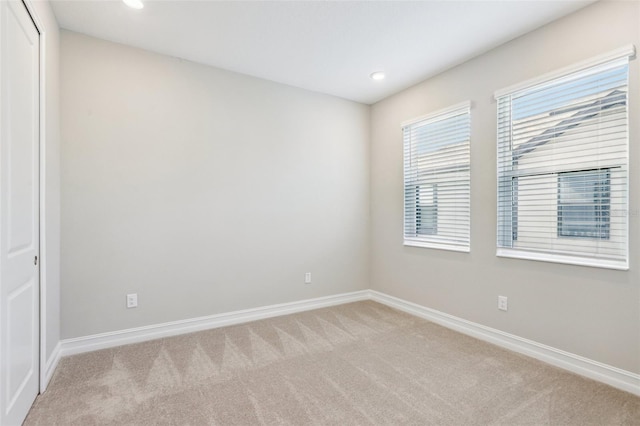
370;0;640;373
60;32;370;338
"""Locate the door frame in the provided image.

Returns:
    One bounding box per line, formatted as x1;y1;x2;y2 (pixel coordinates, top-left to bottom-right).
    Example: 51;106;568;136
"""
20;0;48;394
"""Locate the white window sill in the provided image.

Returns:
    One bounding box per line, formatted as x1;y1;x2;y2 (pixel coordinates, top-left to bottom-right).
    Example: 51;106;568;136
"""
496;248;628;271
404;240;470;253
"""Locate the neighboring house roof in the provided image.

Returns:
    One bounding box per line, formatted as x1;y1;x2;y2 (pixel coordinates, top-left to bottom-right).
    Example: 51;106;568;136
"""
514;90;626;160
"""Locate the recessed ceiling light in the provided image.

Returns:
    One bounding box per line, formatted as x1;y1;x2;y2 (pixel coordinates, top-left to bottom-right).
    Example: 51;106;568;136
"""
370;71;385;81
123;0;144;10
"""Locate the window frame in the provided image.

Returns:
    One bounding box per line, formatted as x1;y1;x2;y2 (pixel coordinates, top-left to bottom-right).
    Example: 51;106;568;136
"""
402;101;471;253
494;46;633;270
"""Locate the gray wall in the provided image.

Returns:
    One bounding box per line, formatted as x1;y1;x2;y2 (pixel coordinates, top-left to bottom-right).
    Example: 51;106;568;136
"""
32;0;61;367
60;32;370;338
370;0;640;374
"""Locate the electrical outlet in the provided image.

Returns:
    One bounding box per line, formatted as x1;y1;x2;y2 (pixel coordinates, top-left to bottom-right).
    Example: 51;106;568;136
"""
304;272;312;284
498;295;508;311
127;293;138;309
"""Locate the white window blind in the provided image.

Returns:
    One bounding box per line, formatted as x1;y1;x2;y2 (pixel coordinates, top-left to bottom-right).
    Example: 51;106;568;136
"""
403;102;471;252
496;52;631;269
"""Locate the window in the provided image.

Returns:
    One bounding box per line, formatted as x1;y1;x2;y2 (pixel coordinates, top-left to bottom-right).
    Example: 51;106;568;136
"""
496;48;632;269
403;102;470;252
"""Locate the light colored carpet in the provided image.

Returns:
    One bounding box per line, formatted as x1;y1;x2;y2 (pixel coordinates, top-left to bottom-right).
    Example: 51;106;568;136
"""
25;301;640;425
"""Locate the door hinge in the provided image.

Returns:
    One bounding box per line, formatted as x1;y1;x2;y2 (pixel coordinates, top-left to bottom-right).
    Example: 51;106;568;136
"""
34;255;38;266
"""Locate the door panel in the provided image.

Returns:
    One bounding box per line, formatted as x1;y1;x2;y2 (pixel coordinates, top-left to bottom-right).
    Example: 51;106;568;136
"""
0;1;40;425
7;280;35;409
7;0;37;256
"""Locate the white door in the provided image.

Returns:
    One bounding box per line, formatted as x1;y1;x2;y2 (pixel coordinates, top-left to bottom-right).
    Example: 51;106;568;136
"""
0;1;40;425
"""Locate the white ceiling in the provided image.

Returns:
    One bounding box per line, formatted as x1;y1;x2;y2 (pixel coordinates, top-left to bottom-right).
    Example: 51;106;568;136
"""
50;0;594;105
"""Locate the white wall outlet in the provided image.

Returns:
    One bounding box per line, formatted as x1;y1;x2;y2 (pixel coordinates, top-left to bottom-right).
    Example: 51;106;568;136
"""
304;272;312;284
126;293;138;308
498;295;508;311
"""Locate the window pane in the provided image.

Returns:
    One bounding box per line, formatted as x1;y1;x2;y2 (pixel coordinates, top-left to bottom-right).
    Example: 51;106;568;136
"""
416;184;437;235
558;169;610;239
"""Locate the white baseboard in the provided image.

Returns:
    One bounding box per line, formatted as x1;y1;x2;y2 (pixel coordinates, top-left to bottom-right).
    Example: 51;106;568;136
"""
369;290;640;397
59;290;370;357
54;288;639;397
41;341;61;393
